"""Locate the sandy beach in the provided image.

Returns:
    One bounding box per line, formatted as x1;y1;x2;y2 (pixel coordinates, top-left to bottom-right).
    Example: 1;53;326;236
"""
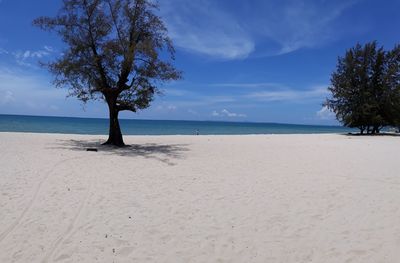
1;132;400;262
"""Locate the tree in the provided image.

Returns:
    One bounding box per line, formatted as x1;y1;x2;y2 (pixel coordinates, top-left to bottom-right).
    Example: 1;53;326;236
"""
325;41;400;134
384;45;400;130
34;0;182;146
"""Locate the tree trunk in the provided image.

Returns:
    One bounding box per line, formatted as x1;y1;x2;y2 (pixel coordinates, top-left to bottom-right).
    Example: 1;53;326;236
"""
103;102;125;147
372;125;380;134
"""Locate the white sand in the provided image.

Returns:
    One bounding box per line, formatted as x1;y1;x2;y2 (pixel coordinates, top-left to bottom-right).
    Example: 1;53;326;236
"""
1;132;400;262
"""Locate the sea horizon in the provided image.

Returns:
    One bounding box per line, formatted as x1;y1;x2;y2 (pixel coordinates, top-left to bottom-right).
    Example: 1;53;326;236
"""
0;114;353;135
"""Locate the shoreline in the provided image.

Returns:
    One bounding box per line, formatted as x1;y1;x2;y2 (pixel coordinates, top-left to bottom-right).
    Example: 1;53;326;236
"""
2;131;399;139
0;131;348;137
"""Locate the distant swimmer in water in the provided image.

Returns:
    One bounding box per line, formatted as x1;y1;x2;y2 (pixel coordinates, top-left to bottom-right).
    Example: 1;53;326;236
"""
196;129;199;135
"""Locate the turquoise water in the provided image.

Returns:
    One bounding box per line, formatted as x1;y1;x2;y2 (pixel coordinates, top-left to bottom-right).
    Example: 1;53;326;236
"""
0;114;353;135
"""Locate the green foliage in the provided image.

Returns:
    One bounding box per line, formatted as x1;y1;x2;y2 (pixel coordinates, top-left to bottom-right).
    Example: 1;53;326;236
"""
34;0;182;112
326;41;400;134
385;45;400;128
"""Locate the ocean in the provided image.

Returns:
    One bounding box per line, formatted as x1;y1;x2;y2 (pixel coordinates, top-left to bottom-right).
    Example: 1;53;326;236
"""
0;114;353;135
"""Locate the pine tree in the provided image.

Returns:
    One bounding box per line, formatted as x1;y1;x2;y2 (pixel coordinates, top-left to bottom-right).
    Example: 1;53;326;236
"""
326;41;400;134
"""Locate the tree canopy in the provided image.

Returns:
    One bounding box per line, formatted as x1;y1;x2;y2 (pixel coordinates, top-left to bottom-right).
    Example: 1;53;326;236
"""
326;41;400;134
34;0;182;146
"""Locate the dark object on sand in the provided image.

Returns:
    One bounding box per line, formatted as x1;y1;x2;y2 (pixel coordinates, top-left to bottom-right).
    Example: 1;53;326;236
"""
86;148;98;152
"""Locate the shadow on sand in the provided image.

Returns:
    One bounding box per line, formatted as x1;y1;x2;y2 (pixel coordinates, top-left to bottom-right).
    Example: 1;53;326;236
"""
343;132;400;137
51;139;190;165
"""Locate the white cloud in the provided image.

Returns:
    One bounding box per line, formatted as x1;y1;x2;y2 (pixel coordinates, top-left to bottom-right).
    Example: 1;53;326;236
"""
44;46;54;52
15;50;49;60
13;46;55;67
156;104;178;112
164;88;190;97
246;86;329;102
167;105;177;111
211;82;286;89
159;0;255;59
316;106;335;120
222;109;246;118
160;0;360;59
0;67;67;113
188;109;198;115
154;83;329;114
257;0;359;55
211;110;219;117
212;109;247;118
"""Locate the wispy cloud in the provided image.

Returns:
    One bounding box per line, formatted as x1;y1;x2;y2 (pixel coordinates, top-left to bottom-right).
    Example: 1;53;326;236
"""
12;46;55;67
157;82;329;111
316;106;335;120
156;104;178;112
0;47;8;55
159;0;254;59
160;0;360;59
163;87;192;97
256;0;360;55
0;90;14;105
211;82;287;89
0;66;67;114
187;109;198;115
163;95;236;108
212;109;247;118
246;86;329;102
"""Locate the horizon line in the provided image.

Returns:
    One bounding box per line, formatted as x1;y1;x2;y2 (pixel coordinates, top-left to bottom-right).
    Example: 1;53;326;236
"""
0;113;343;128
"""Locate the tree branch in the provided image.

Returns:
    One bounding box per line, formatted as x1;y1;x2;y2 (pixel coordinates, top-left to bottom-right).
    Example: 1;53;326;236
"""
83;0;110;91
106;0;126;53
117;1;144;92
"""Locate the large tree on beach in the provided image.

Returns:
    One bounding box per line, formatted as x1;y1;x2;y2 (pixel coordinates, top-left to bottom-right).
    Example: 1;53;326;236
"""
34;0;182;146
325;41;400;134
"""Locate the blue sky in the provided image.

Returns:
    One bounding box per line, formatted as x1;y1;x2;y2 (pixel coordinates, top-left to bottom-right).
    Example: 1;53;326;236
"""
0;0;399;125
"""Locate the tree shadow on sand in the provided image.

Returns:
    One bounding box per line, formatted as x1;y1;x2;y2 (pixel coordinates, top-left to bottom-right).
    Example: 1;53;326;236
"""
343;132;400;137
50;139;190;166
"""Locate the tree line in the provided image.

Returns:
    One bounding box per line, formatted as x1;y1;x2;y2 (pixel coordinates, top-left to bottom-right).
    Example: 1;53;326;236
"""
326;42;400;134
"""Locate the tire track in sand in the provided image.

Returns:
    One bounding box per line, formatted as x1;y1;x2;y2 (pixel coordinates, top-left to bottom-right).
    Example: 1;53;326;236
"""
0;157;81;243
42;156;98;263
